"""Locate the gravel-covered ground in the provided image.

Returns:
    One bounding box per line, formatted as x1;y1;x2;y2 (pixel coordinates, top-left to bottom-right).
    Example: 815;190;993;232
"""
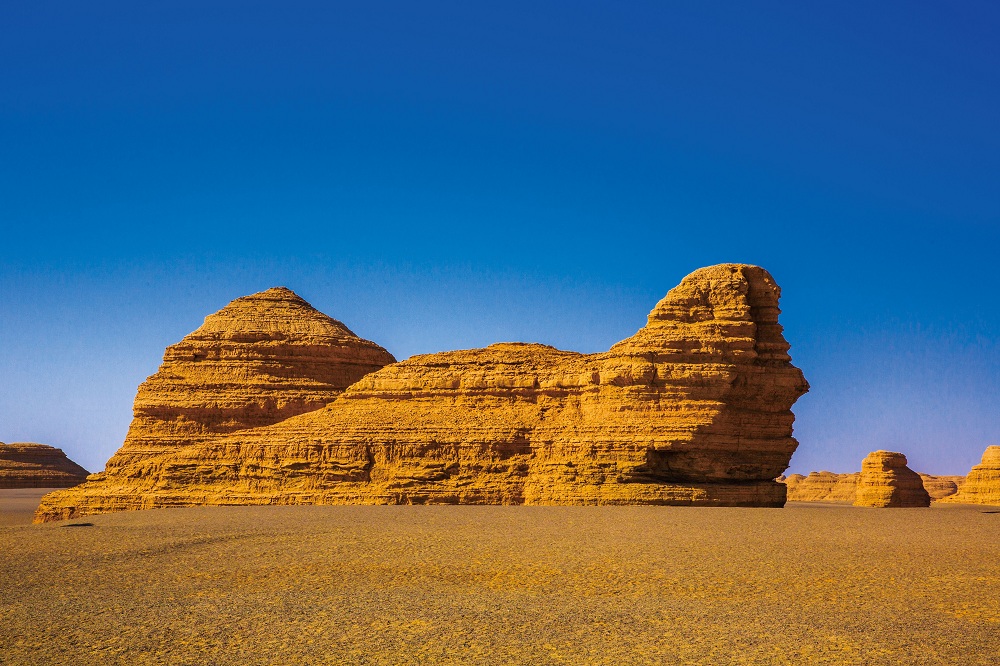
2;490;999;665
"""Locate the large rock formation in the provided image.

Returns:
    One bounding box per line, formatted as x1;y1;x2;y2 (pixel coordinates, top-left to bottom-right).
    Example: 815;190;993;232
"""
36;264;809;521
940;446;1000;506
0;442;89;489
853;451;930;508
782;472;859;503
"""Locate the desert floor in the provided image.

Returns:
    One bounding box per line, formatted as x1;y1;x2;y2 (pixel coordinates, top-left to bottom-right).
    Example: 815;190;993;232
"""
2;490;999;665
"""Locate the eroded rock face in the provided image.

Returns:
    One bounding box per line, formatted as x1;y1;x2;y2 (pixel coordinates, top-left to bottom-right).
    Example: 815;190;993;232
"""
782;472;859;503
853;451;930;508
36;264;809;521
941;446;1000;506
0;443;89;489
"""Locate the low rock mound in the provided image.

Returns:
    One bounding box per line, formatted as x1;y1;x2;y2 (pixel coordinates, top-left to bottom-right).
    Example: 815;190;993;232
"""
782;469;962;503
0;442;89;489
782;472;859;503
36;264;810;521
918;474;964;501
853;451;930;508
940;446;1000;506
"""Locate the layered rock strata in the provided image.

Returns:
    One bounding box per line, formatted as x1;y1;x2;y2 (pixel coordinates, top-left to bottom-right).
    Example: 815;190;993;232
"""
853;451;930;508
0;442;89;489
781;472;859;503
941;446;1000;506
37;264;809;521
36;287;395;518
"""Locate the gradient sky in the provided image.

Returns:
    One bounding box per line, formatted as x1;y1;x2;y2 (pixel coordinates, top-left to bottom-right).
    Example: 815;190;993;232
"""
2;2;998;476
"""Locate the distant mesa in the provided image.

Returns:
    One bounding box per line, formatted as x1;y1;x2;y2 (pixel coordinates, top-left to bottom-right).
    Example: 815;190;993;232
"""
853;451;930;508
0;442;90;489
781;471;859;503
918;474;965;501
939;446;1000;506
36;264;810;522
781;469;963;503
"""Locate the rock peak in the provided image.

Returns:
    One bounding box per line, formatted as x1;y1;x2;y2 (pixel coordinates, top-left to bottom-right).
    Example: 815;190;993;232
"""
192;287;364;342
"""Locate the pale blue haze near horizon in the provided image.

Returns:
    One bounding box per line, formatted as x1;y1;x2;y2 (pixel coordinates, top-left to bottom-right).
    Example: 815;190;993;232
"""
1;2;998;476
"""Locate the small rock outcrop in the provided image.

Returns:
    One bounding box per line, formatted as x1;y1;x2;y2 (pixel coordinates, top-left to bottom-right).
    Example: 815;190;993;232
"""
36;264;810;522
941;446;1000;506
0;443;90;488
853;451;930;508
782;472;859;503
918;474;964;501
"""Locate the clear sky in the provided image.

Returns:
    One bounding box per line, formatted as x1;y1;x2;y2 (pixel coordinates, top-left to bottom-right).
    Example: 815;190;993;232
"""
2;2;998;476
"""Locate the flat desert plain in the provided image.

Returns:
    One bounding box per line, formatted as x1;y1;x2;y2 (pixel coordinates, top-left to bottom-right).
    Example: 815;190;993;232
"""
2;491;999;665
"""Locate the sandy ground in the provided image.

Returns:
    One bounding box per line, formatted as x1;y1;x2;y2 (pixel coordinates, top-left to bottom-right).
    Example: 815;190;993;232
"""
2;491;999;665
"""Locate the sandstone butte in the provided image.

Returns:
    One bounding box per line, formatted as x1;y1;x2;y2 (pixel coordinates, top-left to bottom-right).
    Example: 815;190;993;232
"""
939;446;1000;506
36;264;810;522
0;442;89;489
853;451;930;508
780;471;963;503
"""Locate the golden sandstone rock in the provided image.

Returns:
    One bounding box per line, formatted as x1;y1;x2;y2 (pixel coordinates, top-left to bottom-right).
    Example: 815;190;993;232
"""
35;264;809;522
853;451;930;508
940;446;1000;506
0;442;89;489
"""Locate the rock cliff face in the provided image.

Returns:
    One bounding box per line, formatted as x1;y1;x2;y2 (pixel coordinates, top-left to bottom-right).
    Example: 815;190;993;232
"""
853;451;930;508
941;446;1000;506
0;443;89;489
782;472;859;503
36;264;809;521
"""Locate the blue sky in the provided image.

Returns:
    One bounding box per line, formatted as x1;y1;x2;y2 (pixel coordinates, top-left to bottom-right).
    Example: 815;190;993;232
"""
2;2;998;475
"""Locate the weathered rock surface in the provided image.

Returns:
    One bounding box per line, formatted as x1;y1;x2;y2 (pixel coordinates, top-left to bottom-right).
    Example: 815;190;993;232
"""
36;264;809;521
0;442;89;489
782;472;859;503
853;451;930;508
940;446;1000;506
918;474;964;501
